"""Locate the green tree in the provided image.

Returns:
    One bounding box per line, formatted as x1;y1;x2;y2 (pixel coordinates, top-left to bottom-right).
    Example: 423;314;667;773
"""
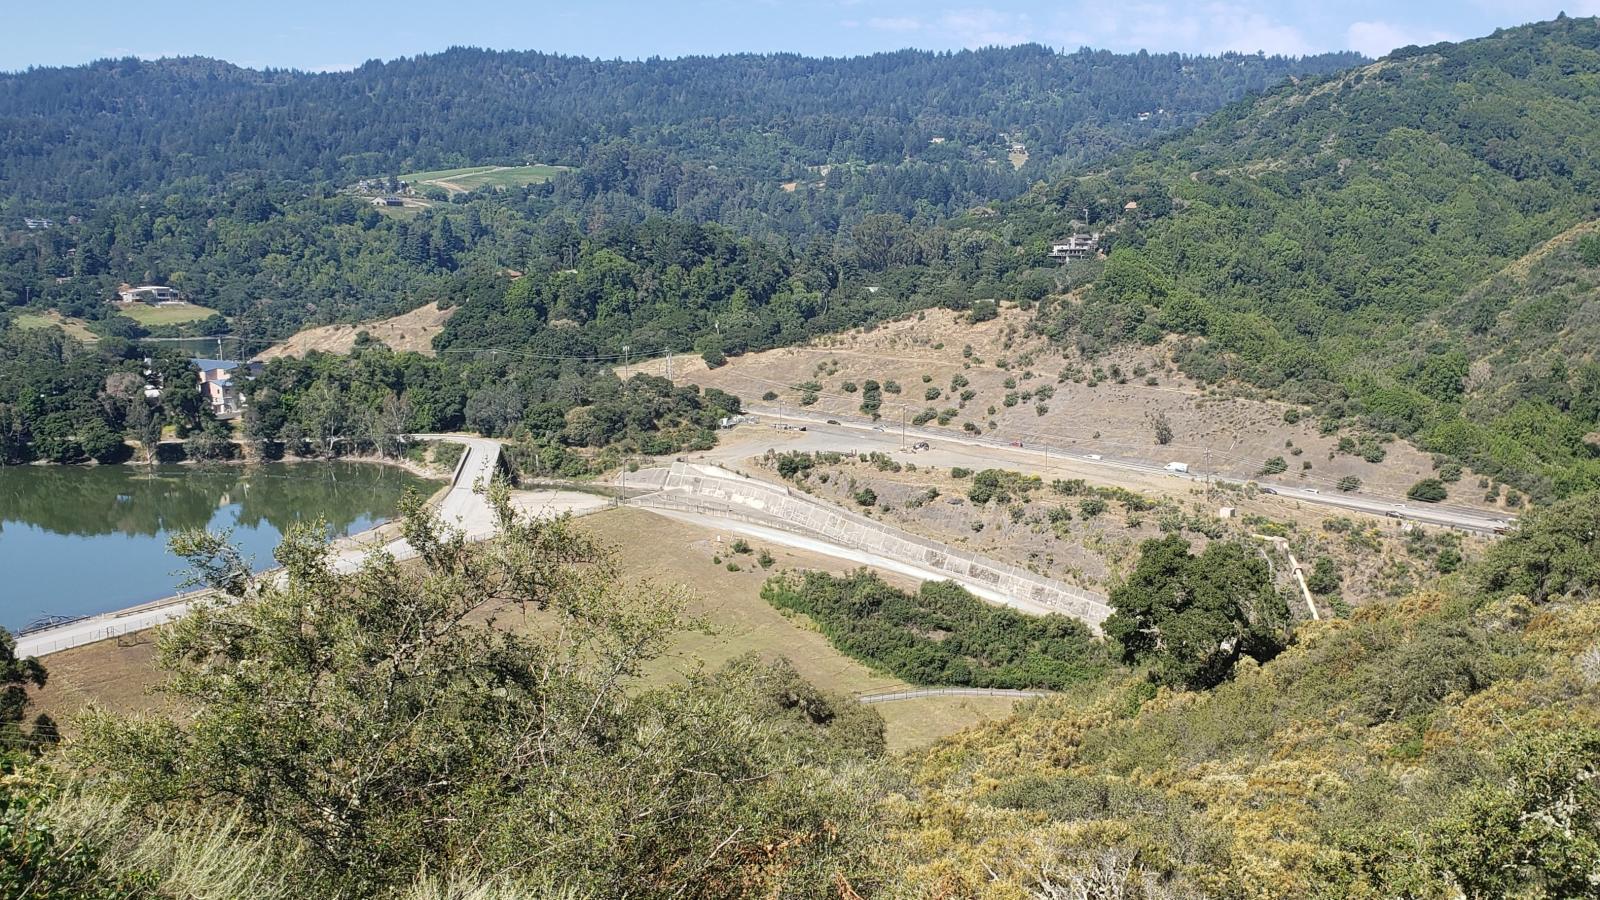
77;418;125;464
0;628;54;757
1429;728;1600;898
1306;557;1341;595
1407;478;1449;503
1104;536;1290;690
181;419;235;460
1148;411;1173;445
72;485;880;897
1476;491;1600;603
125;398;163;468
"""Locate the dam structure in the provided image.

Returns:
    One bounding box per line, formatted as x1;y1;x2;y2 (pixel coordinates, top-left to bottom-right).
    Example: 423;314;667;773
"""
626;462;1111;629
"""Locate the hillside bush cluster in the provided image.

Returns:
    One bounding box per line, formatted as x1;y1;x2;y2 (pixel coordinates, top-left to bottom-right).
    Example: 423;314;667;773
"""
760;569;1106;690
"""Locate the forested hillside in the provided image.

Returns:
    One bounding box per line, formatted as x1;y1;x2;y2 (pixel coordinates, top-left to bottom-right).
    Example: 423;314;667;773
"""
0;45;1356;344
1012;15;1600;500
0;46;1358;219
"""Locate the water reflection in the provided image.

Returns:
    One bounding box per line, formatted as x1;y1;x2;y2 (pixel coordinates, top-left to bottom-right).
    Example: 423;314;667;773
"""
0;462;434;628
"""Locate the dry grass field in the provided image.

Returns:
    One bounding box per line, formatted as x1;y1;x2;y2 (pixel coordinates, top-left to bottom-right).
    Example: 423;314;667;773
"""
400;164;567;194
636;305;1504;511
254;302;455;360
12;310;96;341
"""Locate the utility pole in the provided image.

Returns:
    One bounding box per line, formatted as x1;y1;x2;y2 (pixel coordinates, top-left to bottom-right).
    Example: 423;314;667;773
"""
901;406;907;450
666;348;673;382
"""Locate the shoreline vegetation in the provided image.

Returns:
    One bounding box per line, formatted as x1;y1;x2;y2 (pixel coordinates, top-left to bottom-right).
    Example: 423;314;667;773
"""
8;440;460;482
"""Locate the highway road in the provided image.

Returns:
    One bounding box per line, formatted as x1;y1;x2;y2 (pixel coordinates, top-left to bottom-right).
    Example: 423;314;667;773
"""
739;405;1515;535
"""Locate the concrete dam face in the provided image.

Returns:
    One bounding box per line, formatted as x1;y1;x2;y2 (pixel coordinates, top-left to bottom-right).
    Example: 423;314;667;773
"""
629;462;1110;630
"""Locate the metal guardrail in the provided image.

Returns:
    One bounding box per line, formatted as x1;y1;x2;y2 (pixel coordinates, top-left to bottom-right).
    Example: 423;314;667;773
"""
15;614;87;637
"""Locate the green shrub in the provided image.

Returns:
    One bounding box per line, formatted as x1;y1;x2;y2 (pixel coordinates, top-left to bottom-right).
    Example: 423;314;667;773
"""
759;570;1105;690
1407;479;1448;503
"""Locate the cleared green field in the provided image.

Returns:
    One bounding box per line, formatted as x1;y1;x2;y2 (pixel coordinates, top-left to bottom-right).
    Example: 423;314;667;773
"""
400;164;568;193
398;164;496;182
116;301;218;326
12;310;97;341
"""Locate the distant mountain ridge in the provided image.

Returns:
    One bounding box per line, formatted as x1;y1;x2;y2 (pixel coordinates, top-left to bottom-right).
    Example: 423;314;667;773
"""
0;44;1362;209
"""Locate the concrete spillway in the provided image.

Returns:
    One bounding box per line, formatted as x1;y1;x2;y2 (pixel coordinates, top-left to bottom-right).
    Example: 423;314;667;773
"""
628;463;1111;630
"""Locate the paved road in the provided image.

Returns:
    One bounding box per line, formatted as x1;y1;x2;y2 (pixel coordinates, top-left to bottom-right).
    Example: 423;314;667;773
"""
856;688;1052;704
17;436;508;657
407;434;505;540
739;406;1514;535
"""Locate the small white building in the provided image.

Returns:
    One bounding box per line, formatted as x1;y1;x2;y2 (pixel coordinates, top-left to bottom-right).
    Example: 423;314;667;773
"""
118;284;181;303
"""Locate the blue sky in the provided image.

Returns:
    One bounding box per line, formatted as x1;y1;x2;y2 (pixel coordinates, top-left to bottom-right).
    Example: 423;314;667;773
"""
3;0;1596;72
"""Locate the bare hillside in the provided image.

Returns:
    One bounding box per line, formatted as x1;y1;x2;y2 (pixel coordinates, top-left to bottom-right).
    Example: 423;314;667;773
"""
255;302;454;361
656;306;1505;510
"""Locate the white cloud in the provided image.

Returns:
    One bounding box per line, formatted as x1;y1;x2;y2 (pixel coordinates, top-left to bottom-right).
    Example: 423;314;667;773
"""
306;62;358;73
1346;20;1458;57
937;8;1036;47
1053;3;1312;56
866;16;924;32
861;7;1036;47
1466;0;1600;17
839;1;1528;58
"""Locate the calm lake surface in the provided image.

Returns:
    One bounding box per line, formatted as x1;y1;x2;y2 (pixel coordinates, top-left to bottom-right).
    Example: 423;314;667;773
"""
0;462;434;630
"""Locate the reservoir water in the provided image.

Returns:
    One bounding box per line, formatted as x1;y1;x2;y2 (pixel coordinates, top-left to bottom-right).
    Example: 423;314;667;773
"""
0;462;435;630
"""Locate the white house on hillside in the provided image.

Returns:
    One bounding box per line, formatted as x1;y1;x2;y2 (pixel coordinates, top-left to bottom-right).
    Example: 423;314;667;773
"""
118;285;181;303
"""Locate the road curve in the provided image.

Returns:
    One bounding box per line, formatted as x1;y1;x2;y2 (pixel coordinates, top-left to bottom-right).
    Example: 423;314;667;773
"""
742;405;1513;535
